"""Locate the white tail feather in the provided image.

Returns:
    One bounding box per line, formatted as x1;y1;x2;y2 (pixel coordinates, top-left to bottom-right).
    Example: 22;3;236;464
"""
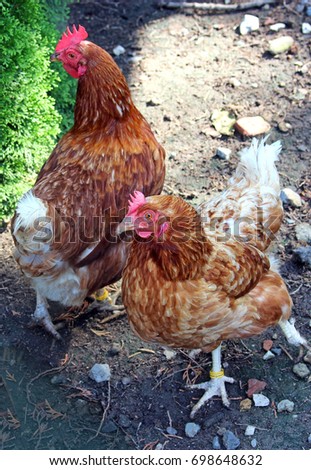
13;190;48;234
235;136;282;194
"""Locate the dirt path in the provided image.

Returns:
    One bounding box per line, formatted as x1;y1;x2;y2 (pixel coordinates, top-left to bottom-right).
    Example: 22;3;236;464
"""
0;1;310;450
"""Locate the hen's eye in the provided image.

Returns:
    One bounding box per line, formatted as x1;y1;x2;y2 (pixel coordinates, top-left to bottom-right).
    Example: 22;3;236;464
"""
144;212;152;221
68;53;76;59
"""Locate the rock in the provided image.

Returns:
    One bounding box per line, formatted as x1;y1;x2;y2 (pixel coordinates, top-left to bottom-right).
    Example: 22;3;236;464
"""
277;399;295;413
163;348;177;360
211;109;236;136
50;374;67;385
101;420;117;433
294;247;311;268
280;188;302;207
234;116;270;137
240;398;252;411
212;436;221;450
307;6;311;16
239;15;260;35
216;147;231;160
229;77;241;88
263;351;275;361
166;426;178;435
263;339;273;351
121;376;132;386
185;422;201;438
246;379;267;398
270;23;286;32
302;23;311;34
278;122;291;133
253;394;270;407
269;36;294;55
308;434;311;444
108;343;122;356
128;55;143;64
155;443;164;450
251;438;257;448
245;425;256;436
118;414;131;428
222;430;240;450
293;363;310;379
295;223;311;244
113;45;125;56
89;363;111;383
271;347;282;356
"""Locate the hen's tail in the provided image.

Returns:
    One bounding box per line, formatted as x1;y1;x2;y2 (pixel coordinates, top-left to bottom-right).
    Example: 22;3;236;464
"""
12;190;57;276
234;136;281;194
200;137;284;252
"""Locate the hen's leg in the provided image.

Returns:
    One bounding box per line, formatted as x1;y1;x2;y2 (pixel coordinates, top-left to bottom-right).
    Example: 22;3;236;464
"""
32;290;61;340
188;344;234;418
87;287;124;314
279;319;308;348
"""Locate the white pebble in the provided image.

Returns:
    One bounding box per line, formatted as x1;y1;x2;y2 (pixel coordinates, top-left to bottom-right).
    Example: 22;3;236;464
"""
302;23;311;34
216;147;231;160
245;425;256;436
270;23;286;32
253;394;270;407
263;351;275;361
251;438;257;448
280;188;302;208
277;399;295;413
89;363;111;383
113;45;126;56
240;15;260;35
185;422;201;438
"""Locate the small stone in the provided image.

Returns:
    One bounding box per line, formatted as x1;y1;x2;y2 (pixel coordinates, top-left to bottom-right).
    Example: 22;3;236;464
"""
263;339;273;351
50;374;67;385
293;363;310;379
302;23;311;34
212;436;221;450
235;116;270;137
280;188;302;208
263;351;275;361
239;15;260;35
163;348;177;360
229;77;241;88
101;420;117;433
89;363;111;383
155;443;164;450
278;122;291;133
268;36;294;55
185;422;201;438
121;377;131;386
113;45;125;56
294;247;311;267
118;414;131;428
245;425;256;436
253;394;270;407
270;23;286;32
271;347;282;356
277;399;295;413
246;379;267;398
128;55;143;64
223;430;240;450
304;351;311;364
307;6;311;16
308;434;311;444
166;426;178;435
251;438;257;448
240;398;252;411
295;223;311;244
216;147;231;160
108;343;122;356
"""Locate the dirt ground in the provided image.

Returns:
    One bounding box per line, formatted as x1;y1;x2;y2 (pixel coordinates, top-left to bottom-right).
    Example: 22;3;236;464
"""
0;0;310;451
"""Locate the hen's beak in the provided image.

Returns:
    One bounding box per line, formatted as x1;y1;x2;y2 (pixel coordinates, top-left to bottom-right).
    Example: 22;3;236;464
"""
116;217;135;236
50;52;61;62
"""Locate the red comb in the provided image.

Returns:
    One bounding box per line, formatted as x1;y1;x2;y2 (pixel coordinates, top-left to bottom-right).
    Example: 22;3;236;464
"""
126;191;147;216
55;25;88;52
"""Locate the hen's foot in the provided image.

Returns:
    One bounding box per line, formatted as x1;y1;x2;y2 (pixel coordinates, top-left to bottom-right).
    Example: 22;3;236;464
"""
87;288;125;314
279;319;310;355
31;299;62;340
188;370;235;418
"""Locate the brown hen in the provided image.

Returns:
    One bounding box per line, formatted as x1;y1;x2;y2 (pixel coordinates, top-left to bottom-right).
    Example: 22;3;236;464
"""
11;25;165;339
118;138;308;417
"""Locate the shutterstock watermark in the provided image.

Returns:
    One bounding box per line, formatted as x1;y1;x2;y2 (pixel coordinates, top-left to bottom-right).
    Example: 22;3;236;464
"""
30;207;279;247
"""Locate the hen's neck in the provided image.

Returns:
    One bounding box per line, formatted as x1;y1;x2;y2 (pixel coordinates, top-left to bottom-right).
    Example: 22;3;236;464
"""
73;47;136;130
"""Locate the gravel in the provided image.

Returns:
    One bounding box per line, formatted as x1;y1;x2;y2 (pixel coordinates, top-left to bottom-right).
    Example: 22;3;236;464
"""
185;422;201;438
222;430;240;450
89;363;111;383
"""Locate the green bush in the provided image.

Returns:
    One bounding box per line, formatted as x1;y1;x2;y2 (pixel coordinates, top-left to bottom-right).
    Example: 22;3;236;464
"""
0;0;75;221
